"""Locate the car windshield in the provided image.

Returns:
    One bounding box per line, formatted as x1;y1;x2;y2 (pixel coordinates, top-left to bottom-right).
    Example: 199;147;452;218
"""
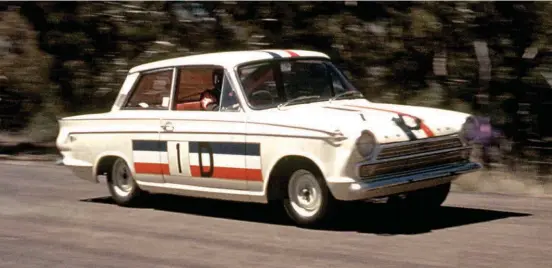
236;58;362;109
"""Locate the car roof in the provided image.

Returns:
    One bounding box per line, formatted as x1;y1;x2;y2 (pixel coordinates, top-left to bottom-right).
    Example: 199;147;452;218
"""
128;49;331;74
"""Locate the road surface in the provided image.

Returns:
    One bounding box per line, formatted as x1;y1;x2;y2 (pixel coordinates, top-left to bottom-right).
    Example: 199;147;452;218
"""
0;161;550;267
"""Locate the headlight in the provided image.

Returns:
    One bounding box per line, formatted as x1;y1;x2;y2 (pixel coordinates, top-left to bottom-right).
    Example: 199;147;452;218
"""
356;130;376;158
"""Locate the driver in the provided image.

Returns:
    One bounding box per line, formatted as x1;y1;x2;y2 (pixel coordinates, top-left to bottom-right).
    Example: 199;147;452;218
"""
200;69;223;111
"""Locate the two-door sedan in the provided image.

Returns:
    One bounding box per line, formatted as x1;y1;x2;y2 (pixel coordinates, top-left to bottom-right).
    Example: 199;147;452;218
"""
56;49;481;226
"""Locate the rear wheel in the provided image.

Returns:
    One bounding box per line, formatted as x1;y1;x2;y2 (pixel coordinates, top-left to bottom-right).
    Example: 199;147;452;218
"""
107;158;145;206
283;168;337;227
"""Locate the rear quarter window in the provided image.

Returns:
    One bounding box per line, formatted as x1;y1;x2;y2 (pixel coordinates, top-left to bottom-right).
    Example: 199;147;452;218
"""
124;70;173;109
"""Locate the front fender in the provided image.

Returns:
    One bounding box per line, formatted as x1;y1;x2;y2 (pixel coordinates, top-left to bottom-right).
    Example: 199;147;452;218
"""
262;147;332;194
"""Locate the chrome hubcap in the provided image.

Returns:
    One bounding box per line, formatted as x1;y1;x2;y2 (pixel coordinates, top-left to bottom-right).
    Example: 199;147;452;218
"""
288;170;322;218
112;159;133;196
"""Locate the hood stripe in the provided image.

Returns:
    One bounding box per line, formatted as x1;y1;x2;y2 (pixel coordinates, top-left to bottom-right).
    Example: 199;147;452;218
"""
326;105;417;140
395;119;418;140
344;104;435;139
419;123;434;137
323;106;361;112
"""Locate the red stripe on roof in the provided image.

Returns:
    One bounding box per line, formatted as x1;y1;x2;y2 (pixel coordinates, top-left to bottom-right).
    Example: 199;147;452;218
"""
285;50;299;57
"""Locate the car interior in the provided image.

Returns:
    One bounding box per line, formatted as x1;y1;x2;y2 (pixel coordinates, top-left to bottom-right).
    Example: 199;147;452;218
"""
173;67;223;111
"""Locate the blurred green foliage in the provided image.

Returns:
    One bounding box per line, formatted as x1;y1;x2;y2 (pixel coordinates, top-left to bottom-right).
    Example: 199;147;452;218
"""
1;1;552;146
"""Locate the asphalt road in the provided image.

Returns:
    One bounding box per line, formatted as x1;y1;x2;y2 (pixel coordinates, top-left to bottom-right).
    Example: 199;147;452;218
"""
1;161;551;268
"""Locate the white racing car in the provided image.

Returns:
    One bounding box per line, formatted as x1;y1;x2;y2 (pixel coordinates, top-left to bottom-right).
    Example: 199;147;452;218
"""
56;49;481;226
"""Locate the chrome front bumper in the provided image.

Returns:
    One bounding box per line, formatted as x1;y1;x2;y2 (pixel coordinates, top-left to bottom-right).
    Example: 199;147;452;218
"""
328;161;481;201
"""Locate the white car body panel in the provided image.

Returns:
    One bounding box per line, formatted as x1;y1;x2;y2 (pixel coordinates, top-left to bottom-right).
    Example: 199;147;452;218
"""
57;49;481;204
127;49;330;74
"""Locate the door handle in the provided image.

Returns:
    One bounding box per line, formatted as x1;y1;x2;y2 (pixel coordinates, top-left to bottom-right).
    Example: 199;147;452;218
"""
161;122;174;132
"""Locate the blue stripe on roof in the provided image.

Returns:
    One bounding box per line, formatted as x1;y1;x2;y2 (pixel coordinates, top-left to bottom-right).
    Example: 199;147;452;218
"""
262;51;282;59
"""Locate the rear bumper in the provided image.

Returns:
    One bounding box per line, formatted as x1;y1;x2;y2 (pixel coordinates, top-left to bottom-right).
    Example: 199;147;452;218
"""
61;153;97;183
327;161;481;201
67;165;96;183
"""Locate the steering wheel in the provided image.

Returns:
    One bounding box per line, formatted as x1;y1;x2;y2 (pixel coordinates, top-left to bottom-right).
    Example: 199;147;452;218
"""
249;90;274;104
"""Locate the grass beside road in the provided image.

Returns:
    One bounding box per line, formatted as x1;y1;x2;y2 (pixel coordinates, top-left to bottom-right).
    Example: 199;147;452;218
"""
0;133;59;161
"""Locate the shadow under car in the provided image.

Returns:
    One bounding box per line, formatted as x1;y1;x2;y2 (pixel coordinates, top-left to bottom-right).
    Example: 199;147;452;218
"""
80;194;531;235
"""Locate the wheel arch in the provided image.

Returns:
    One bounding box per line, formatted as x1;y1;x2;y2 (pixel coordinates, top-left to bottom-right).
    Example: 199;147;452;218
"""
93;151;133;180
265;154;326;202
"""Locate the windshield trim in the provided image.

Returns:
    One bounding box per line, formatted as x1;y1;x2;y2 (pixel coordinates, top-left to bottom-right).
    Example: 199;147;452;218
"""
232;57;360;111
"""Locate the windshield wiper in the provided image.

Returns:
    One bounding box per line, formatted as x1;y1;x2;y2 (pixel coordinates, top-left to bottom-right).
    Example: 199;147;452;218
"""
277;95;321;109
329;91;364;102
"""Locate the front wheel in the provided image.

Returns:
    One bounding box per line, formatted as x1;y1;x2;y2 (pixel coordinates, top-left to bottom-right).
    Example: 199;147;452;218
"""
107;158;145;206
283;168;337;227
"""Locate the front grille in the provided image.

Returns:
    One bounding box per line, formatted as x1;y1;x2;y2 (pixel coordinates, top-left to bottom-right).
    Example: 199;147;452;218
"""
377;136;463;160
359;147;470;179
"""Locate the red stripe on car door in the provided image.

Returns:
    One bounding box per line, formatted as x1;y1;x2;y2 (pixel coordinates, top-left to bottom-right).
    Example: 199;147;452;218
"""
190;166;263;181
134;163;170;175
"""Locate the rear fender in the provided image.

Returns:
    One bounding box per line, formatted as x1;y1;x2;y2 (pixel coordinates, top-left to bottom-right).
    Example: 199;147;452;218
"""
93;151;134;179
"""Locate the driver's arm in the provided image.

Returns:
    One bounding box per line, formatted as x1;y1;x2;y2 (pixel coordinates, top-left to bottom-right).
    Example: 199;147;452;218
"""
200;90;219;111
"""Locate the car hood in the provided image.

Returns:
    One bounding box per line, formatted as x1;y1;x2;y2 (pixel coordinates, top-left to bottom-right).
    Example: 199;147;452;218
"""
247;99;470;143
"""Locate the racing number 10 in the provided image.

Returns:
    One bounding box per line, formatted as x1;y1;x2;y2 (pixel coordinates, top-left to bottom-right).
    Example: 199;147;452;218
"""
196;142;214;177
175;142;214;177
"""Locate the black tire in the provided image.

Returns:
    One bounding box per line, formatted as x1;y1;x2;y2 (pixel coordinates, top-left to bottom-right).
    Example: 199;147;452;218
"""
106;158;145;207
282;167;338;227
387;182;451;212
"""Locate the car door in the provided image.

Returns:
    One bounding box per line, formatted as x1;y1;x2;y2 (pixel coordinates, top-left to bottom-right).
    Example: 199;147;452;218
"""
118;68;174;184
159;66;249;191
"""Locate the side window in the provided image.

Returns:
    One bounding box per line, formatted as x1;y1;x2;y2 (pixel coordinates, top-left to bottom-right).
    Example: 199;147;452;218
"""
124;70;173;109
280;60;332;99
173;66;239;112
328;68;347;94
238;62;278;107
219;75;241;112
